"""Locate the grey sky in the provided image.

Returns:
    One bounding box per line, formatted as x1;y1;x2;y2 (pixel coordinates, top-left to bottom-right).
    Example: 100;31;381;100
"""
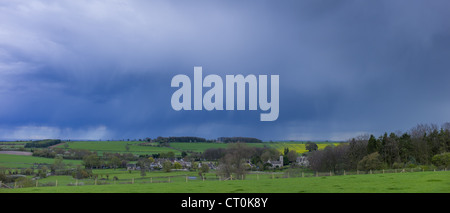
0;0;449;141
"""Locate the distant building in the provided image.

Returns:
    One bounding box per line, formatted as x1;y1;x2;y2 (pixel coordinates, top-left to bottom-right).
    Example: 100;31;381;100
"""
268;156;284;168
126;163;137;170
296;156;309;167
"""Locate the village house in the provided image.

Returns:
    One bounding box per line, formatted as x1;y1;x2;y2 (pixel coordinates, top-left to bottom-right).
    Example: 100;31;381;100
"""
296;156;309;167
126;163;137;171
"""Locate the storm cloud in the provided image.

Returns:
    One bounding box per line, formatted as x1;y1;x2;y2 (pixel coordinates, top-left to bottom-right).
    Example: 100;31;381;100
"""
1;0;449;141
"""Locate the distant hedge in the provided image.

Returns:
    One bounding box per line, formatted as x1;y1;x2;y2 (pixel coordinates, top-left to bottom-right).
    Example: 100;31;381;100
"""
217;137;262;143
153;136;262;143
24;139;61;148
154;137;208;143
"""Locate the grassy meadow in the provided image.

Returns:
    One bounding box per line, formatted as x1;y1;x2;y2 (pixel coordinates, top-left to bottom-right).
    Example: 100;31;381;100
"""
1;171;449;193
55;141;181;156
0;154;82;168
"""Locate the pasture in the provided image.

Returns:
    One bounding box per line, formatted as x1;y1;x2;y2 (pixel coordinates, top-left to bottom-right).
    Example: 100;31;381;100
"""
0;154;82;168
55;141;181;156
1;171;448;193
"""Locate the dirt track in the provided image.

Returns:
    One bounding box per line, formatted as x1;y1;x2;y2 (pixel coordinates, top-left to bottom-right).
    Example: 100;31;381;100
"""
0;151;32;156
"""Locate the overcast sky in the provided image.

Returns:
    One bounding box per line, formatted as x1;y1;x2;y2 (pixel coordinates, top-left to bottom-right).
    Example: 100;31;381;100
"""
1;0;449;141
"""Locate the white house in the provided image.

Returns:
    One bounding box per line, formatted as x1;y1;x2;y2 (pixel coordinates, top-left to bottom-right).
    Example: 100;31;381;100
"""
296;156;309;167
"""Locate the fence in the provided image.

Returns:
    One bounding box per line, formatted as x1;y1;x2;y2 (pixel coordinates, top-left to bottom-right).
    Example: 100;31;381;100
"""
1;167;448;189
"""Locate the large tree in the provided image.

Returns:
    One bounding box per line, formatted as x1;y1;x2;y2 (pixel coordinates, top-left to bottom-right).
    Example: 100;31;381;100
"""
82;154;102;169
305;142;318;152
367;134;379;154
217;143;252;179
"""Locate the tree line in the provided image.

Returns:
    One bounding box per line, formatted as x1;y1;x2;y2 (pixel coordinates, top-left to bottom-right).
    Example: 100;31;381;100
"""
152;136;262;143
24;139;61;148
217;137;262;143
153;136;209;143
308;123;450;173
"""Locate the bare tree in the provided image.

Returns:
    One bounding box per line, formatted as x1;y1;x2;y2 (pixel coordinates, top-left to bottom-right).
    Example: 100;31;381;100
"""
442;122;450;131
217;143;253;179
347;137;368;169
409;123;437;138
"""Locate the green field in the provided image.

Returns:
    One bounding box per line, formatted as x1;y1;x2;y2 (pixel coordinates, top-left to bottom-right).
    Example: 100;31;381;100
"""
1;171;448;193
169;142;268;153
55;141;289;155
0;154;82;168
2;140;336;157
5;140;446;194
0;141;27;150
268;142;340;154
55;141;181;156
169;141;338;154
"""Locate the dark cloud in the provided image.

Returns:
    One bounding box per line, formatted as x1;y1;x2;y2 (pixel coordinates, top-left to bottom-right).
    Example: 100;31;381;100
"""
0;0;449;140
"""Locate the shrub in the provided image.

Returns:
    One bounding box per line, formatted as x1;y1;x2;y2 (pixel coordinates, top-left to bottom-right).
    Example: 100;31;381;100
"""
406;163;417;169
15;177;34;188
392;162;404;169
432;152;450;169
357;152;383;171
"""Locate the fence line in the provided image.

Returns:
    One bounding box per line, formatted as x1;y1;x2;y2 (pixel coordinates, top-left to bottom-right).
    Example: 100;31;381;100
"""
1;167;448;189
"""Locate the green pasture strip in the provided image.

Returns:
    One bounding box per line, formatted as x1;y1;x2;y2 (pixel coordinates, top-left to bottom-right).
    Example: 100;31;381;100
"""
2;171;448;193
55;141;181;156
169;142;229;152
0;154;82;168
169;142;267;153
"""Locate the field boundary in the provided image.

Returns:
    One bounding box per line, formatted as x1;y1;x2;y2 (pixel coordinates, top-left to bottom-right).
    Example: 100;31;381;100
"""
1;167;448;190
